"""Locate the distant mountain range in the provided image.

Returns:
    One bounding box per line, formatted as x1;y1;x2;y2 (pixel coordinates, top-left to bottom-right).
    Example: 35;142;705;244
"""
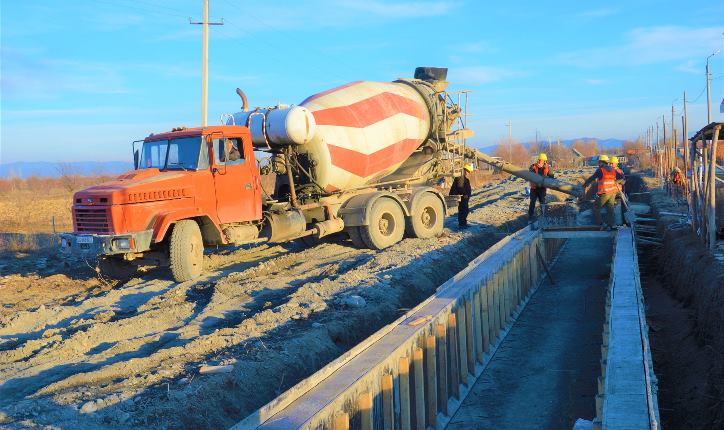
0;161;132;178
1;137;627;178
474;137;626;154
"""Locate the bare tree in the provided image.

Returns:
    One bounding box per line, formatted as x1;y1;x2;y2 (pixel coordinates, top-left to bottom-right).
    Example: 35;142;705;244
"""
56;163;80;193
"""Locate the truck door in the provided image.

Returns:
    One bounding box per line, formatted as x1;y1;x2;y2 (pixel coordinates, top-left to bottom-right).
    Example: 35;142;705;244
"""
211;136;261;224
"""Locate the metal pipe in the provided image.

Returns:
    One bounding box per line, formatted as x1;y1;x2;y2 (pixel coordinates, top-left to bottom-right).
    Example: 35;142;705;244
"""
285;148;299;208
465;148;584;197
235;88;249;112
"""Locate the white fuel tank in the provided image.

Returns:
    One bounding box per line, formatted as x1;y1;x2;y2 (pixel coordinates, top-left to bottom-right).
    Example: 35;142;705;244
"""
230;105;317;146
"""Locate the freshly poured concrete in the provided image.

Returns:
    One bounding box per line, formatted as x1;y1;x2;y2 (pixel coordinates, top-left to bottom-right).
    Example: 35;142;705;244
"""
448;238;612;430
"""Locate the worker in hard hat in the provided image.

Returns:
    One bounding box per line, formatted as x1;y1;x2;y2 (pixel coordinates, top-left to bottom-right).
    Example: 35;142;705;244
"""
610;156;627;222
528;153;555;223
449;163;473;228
583;155;624;230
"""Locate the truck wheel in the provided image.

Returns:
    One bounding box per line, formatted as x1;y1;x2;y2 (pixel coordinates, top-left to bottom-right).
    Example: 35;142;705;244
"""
346;227;366;248
406;193;444;238
361;198;405;250
97;257;137;281
299;234;321;247
169;220;204;282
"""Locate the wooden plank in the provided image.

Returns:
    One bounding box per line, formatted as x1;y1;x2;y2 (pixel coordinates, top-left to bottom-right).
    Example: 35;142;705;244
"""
448;313;460;399
381;375;394;430
359;392;372;430
436;323;448;416
457;305;469;385
473;290;484;363
424;335;437;428
399;356;411;430
412;347;425;430
465;296;475;372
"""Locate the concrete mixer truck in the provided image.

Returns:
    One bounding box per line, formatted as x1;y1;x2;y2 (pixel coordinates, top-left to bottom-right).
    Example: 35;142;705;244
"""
60;67;582;282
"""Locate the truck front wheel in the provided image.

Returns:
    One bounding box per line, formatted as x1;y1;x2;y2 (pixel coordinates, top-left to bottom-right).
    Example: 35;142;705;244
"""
361;198;405;250
406;193;444;238
169;220;204;282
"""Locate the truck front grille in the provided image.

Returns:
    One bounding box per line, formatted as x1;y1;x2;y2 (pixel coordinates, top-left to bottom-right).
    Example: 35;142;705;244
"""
75;208;111;233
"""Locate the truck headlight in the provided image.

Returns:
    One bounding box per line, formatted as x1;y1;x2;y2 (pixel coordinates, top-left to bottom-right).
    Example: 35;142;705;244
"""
61;238;69;248
113;238;132;250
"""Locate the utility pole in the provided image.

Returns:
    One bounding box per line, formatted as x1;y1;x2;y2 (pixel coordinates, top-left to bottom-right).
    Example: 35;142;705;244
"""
505;120;512;161
191;0;224;127
706;49;720;124
662;115;667;174
671;105;676;169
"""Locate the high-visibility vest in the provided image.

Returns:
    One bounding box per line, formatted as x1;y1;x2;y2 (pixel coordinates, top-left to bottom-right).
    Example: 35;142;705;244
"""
614;167;624;191
530;163;550;189
597;166;618;195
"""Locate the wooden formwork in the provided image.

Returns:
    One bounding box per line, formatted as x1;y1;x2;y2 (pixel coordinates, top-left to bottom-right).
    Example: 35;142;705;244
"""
231;227;564;430
595;227;660;430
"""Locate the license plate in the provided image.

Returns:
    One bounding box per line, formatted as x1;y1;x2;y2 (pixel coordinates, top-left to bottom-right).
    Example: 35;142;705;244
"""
76;236;94;244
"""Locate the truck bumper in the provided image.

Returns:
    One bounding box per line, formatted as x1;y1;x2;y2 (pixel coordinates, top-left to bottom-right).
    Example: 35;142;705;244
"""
60;230;154;257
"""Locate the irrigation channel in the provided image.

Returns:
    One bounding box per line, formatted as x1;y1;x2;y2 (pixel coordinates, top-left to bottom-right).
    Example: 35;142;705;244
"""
230;221;660;430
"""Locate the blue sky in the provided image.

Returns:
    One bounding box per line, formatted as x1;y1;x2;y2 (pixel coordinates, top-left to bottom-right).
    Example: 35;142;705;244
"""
1;0;723;163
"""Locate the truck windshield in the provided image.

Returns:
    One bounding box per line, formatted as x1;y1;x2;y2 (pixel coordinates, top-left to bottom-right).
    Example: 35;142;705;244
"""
140;137;203;170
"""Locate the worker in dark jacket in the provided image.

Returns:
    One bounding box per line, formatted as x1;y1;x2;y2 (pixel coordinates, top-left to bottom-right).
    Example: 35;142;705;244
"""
528;153;554;222
583;155;624;230
450;163;473;228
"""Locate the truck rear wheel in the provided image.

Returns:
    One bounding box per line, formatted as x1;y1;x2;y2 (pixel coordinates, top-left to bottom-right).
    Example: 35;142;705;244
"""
346;227;366;248
406;193;444;238
361;198;405;250
169;220;204;282
97;257;137;281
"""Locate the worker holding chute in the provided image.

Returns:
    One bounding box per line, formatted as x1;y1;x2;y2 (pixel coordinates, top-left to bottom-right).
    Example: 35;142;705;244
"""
528;153;554;223
583;155;624;230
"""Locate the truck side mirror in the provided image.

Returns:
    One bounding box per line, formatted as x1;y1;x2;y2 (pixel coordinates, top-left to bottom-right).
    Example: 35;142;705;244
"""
134;150;140;170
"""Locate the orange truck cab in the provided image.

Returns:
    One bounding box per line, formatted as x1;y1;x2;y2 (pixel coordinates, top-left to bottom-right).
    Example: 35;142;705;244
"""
61;125;263;281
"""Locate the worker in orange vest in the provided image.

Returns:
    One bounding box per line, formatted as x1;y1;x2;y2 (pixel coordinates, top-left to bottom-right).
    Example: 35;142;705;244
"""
528;153;554;222
583;155;624;230
610;156;627;223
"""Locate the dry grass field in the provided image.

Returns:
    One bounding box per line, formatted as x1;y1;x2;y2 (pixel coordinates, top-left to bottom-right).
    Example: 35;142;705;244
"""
0;176;113;251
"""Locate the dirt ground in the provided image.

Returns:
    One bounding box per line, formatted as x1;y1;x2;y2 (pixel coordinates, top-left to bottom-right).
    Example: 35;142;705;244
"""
0;171;587;430
634;178;724;429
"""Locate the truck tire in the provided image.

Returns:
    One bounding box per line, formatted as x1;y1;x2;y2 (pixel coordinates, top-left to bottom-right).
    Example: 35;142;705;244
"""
169;220;204;282
299;234;321;247
346;227;366;248
97;257;137;281
361;198;405;250
406;193;444;238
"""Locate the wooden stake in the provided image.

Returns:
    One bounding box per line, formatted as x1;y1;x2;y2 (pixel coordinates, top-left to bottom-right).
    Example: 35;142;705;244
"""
381;375;394;430
412;347;425;430
358;392;372;430
399;356;411;430
436;323;449;416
